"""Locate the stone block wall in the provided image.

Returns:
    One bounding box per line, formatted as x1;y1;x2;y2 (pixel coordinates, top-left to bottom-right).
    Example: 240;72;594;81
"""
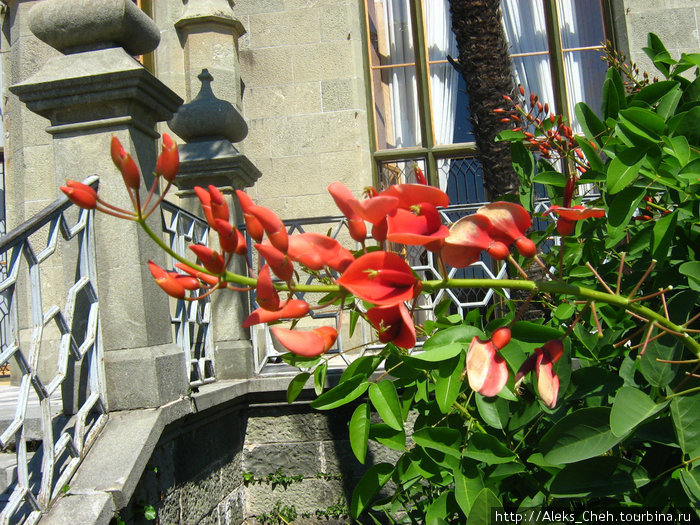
120;397;401;525
232;0;373;219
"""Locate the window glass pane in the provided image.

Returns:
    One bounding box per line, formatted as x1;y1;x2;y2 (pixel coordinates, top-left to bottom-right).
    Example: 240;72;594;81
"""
564;49;607;130
372;66;421;149
557;0;605;50
430;62;461;145
379;158;426;188
444;157;486;205
502;0;549;55
367;0;415;66
425;0;457;62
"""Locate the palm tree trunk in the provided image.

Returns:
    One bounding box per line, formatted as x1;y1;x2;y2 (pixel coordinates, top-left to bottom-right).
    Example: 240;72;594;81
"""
449;0;518;199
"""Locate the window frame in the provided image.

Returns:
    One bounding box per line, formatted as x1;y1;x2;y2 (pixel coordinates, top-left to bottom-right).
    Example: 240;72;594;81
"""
360;0;616;190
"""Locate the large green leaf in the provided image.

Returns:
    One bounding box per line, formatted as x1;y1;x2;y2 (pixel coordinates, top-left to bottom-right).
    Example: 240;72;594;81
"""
511;321;563;343
511;141;535;185
369;380;403;431
349;403;370;464
310;374;369;410
286;372;310;404
463;433;517;464
550;457;649;497
425;492;451;525
413;427;462;458
340;354;383;382
313;362;327;396
349;463;394;519
610;386;669;437
602;76;621;121
369;423;406;451
657;84;683;120
577;138;605;172
634;80;680;106
662;135;691;166
652;210;677;259
453;459;484;517
410;343;464;363
607;147;647;194
476;394;510;430
435;354;465;414
640;336;681;388
606;186;645;237
467;488;503;525
618;107;666;143
679;469;700;509
575;102;607;145
423;325;482;351
540;407;624;464
671;390;700;455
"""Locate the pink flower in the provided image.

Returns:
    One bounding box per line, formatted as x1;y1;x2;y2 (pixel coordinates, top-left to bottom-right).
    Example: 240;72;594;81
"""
271;326;338;357
286;233;354;273
476;202;536;257
366;303;416;349
515;339;564;409
242;299;310;328
465;327;511;397
441;214;510;268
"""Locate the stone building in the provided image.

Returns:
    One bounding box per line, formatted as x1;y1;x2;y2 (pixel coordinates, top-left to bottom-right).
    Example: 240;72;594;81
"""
0;0;698;524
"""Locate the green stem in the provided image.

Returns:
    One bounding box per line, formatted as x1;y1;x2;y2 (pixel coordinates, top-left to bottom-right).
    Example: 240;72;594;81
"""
664;385;700;401
651;454;700;482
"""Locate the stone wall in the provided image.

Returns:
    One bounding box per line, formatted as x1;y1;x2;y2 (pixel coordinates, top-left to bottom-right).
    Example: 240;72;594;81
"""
231;0;373;219
120;395;400;525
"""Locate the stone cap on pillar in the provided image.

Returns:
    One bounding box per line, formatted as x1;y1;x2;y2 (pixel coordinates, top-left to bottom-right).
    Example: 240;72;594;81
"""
28;0;160;56
174;0;246;37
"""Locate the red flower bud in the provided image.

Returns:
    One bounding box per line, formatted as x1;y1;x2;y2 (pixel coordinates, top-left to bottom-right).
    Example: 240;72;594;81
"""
189;244;226;275
242;299;311;328
235;190;265;243
174;262;219;286
255;264;281;311
270;326;337;357
208;185;229;222
155;133;179;182
110;136;140;190
214;219;240;254
61;182;97;209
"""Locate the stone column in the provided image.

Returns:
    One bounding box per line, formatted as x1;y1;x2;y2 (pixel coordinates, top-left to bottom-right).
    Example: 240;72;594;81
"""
10;0;188;410
168;68;261;380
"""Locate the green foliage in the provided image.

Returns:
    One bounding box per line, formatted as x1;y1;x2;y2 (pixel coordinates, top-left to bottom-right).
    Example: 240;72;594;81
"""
280;35;700;523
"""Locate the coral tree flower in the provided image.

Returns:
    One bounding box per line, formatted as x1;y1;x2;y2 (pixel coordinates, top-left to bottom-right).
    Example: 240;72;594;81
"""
255;264;281;311
515;339;564;409
381;184;449;210
249;204;289;253
189;244;226;275
155;133;179;182
255;243;294;282
336;251;418;306
271;326;338;357
61;180;98;209
327;182;368;243
367;303;416;349
441;214;510;268
243;299;310;328
110;136;140;190
544;205;606;236
286;233;354;273
465;327;511;397
235;190;265;243
148;260;200;299
476;202;536;257
386;202;449;249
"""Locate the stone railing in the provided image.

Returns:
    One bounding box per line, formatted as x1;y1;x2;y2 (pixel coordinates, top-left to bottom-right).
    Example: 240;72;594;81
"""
0;177;107;524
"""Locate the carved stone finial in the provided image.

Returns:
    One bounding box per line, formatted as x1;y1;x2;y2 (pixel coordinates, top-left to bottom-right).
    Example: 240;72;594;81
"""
168;69;248;144
28;0;160;56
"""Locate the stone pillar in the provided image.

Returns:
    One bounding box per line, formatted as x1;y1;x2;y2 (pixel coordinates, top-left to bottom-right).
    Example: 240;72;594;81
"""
168;68;261;379
10;0;188;410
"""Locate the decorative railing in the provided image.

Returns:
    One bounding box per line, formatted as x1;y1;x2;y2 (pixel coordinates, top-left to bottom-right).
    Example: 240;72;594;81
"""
0;176;107;524
160;201;216;387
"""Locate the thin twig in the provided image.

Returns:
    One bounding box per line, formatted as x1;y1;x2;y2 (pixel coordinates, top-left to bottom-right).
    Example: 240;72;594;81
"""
616;252;626;294
533;255;556;280
638;322;655;356
590;302;604;337
508;254;529;280
629;287;673;303
614;323;648;348
563;302;590;338
586;262;615;294
627;259;656;299
510;291;536;327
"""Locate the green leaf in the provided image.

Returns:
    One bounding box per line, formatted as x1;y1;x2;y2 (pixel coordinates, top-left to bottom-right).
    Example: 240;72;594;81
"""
412;427;462;458
143;505;157;521
550;457;650;497
453;460;484;516
511;141;535;184
423;325;481;351
435;354;464;414
349;403;370;464
369;423;406;451
369;381;403;431
651;210;677;259
644;33;672;77
511;321;563;343
425;492;450;525
607;147;646;194
540;407;624;464
610;386;669;437
286;372;310;404
349;309;360;337
670;390;700;455
310;374;369;410
618;107;666;142
662;135;691;166
496;130;527;142
679;470;700;509
340;354;383;382
313;362;327;396
634;80;680;106
349;463;394;519
640;336;681;388
606;186;645;236
466;488;502;525
280;353;321;368
463;433;517;464
657;84;683;120
601;76;621;121
475;394;510;430
678;158;700;182
576;139;605;172
412;343;464;362
575;102;607;145
532;170;567;187
680;261;700;284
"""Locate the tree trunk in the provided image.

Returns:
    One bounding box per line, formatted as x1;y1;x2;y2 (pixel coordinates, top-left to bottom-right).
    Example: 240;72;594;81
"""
449;0;518;199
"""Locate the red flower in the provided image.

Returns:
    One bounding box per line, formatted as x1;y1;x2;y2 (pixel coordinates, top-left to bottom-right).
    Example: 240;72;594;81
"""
327;182;368;243
465;327;511;397
367;303;416;349
155;133;179;182
148;260;200;299
544;205;606;236
515;339;564;409
189;244;226;275
441;214;510;268
271;326;338;357
286;233;354;273
110;136;140;190
381;183;449;209
208;185;229;223
386;202;449;249
249;205;288;254
194;187;216;229
336;251;418;306
255;243;294;282
347;195;399;225
476;202;536;257
235;190;265;243
412;164;427;185
61;180;98;209
214;219;240;254
255;264;281;311
242;299;310;328
174;262;219;286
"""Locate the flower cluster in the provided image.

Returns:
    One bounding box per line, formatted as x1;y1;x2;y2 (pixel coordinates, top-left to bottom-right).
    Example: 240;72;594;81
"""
60;136;611;409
